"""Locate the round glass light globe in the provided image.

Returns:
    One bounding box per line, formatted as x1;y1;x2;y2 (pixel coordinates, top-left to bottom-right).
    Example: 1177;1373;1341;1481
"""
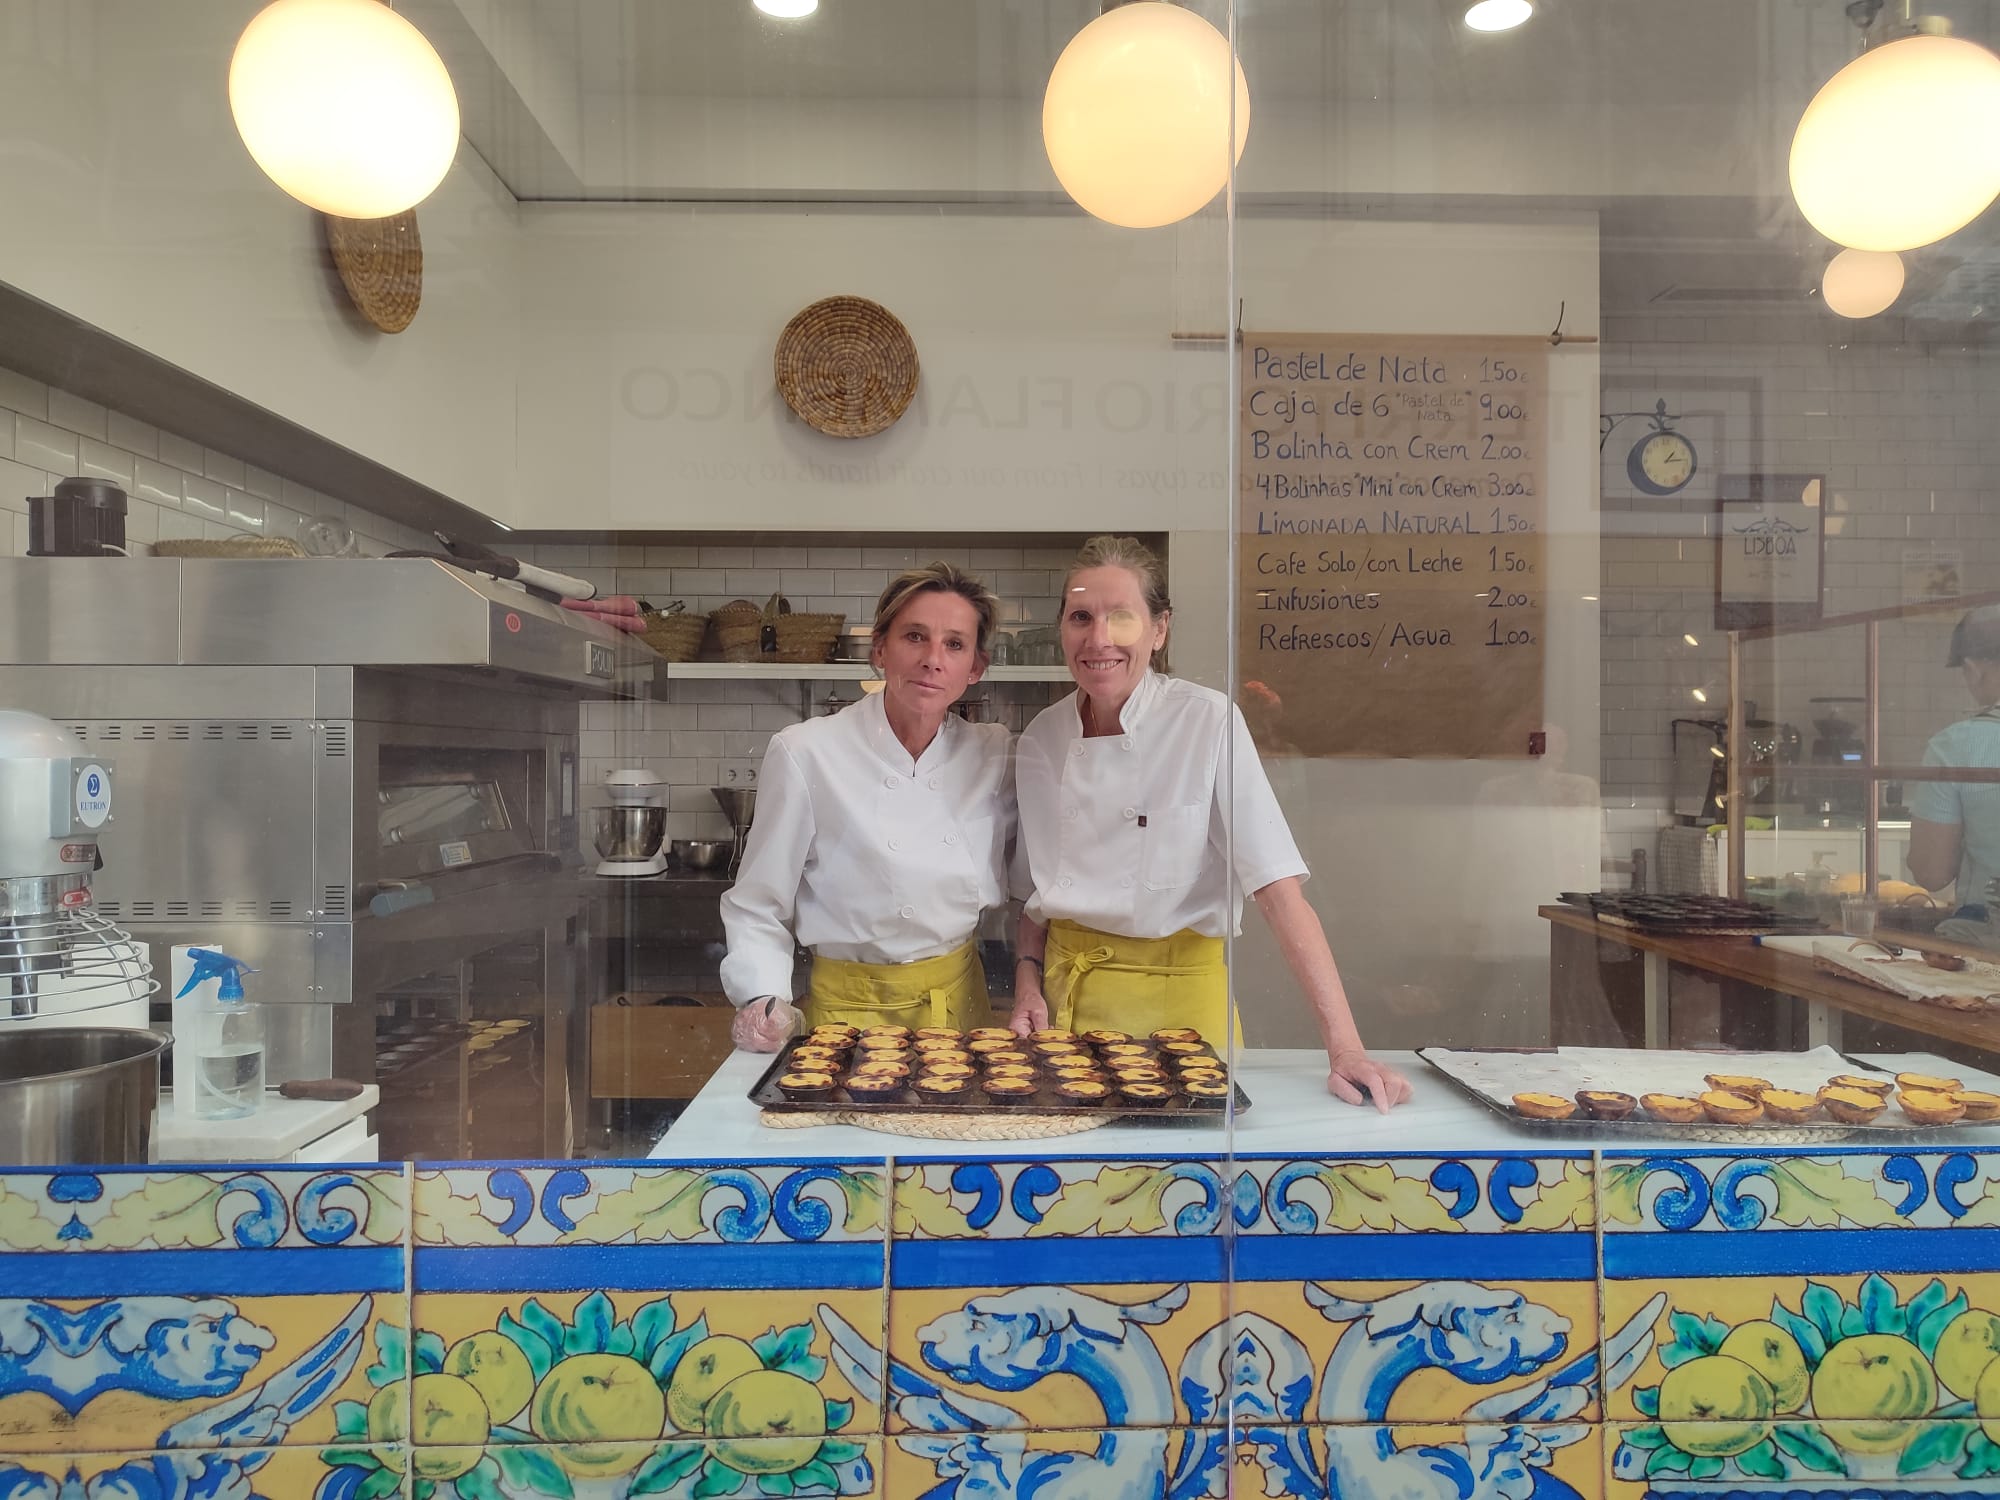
1790;34;2000;252
229;0;460;219
1820;248;1905;317
754;0;818;15
1464;1;1533;33
1042;1;1251;230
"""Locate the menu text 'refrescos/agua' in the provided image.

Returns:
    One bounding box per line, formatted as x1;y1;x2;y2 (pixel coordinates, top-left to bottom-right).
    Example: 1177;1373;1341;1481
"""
1236;334;1548;759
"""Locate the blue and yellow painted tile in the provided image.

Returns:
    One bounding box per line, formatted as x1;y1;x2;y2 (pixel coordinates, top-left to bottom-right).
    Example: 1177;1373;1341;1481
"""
318;1436;881;1499
0;1167;408;1456
0;1445;408;1498
1610;1419;2000;1499
882;1421;1602;1500
409;1161;890;1463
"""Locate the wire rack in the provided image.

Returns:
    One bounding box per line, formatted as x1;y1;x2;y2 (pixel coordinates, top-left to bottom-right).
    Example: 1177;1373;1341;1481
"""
0;906;158;1022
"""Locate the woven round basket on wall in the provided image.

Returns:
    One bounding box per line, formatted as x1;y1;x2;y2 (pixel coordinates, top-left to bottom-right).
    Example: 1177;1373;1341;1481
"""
324;210;423;334
773;295;919;438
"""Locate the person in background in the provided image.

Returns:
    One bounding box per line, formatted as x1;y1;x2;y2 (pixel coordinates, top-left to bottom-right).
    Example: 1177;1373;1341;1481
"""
1008;534;1409;1113
723;563;1017;1049
1907;603;2000;940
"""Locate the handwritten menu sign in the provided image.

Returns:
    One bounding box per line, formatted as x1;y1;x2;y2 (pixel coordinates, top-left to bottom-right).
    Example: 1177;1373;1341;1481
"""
1237;333;1548;759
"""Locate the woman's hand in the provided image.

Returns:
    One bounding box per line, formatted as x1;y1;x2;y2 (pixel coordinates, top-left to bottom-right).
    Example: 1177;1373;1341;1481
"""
731;996;801;1053
1008;985;1049;1038
1325;1047;1412;1114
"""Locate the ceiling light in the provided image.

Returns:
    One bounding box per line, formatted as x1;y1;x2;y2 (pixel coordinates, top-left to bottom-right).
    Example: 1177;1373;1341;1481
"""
1691;689;1708;703
1790;33;2000;251
1042;1;1250;229
1464;0;1532;32
1684;634;1700;647
229;0;459;219
754;0;818;16
1819;247;1905;317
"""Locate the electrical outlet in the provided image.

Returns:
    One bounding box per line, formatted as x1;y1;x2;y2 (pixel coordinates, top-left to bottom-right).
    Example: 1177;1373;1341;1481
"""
717;760;761;786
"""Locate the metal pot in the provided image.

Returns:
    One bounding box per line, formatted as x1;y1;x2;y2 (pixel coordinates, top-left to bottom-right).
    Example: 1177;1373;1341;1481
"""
672;838;734;871
592;805;667;864
0;1026;171;1165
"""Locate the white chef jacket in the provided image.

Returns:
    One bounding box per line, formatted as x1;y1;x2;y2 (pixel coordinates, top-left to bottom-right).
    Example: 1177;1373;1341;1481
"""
1016;671;1308;940
719;692;1017;1004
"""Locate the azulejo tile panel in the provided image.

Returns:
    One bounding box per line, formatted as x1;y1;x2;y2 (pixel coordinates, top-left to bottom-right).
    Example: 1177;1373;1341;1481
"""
0;1168;409;1458
318;1437;883;1499
882;1421;1603;1500
1610;1420;2000;1498
0;1445;408;1499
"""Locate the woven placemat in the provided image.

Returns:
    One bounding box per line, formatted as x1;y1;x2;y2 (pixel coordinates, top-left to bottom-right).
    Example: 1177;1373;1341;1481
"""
325;209;423;334
760;1107;1111;1140
774;295;919;438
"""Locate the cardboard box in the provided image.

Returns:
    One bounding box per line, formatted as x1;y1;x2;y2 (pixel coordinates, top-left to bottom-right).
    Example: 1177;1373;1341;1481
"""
590;992;736;1101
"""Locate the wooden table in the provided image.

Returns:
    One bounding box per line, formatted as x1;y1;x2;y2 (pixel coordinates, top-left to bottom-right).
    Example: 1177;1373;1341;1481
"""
1539;903;2000;1055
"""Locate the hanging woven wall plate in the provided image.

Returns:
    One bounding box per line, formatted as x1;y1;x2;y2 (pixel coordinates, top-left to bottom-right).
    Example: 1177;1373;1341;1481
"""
324;209;423;334
773;294;919;438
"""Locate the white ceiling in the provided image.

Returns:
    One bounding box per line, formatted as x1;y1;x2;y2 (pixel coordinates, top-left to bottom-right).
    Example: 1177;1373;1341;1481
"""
412;0;2000;318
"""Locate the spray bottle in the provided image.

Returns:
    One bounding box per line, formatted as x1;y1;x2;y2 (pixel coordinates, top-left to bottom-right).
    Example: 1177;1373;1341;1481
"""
170;946;264;1120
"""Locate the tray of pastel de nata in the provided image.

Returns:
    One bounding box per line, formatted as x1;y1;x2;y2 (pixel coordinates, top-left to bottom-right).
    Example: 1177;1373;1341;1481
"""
1418;1044;2000;1144
748;1023;1251;1118
1557;891;1825;936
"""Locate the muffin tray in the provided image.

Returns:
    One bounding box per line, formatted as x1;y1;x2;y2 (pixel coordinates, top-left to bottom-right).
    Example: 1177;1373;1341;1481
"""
747;1036;1251;1118
1556;891;1823;935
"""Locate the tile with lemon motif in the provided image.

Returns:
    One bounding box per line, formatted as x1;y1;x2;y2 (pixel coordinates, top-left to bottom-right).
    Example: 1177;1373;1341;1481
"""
0;1445;406;1499
413;1163;888;1249
391;1284;883;1500
1611;1419;2000;1498
1601;1265;2000;1485
0;1167;408;1455
881;1421;1601;1500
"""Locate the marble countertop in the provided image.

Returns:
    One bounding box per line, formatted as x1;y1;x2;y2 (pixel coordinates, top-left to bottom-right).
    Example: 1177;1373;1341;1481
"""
653;1048;2000;1160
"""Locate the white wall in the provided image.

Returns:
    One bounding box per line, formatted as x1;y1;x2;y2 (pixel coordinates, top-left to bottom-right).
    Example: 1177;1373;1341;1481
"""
0;0;521;523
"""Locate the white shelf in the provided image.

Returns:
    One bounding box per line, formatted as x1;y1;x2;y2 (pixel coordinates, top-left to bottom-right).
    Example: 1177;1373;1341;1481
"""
662;662;1071;682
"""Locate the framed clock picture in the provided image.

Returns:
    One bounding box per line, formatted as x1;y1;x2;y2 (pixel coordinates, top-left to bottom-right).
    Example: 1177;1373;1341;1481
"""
1714;473;1826;630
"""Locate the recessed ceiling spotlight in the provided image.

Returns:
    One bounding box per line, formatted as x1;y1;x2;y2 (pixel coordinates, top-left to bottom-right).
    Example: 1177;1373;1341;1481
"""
754;0;817;16
1464;0;1532;32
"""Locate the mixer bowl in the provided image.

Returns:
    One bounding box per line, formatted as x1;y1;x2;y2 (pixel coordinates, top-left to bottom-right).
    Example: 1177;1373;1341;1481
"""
0;1026;171;1165
592;805;668;863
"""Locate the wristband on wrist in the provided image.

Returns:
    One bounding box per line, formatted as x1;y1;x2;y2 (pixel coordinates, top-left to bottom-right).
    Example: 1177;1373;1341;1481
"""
1017;956;1043;972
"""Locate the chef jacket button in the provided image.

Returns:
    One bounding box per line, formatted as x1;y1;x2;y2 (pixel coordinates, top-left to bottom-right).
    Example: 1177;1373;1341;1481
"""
888;838;902;851
899;904;916;919
1122;806;1136;819
944;833;958;845
1058;876;1073;889
928;776;941;790
1122;738;1134;751
884;775;899;788
1064;807;1078;821
1070;744;1084;757
1120;874;1135;888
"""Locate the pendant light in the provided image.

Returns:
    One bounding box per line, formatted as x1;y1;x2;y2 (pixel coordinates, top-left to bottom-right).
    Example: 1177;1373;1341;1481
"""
1819;248;1905;317
1789;27;2000;252
1042;1;1250;229
229;0;461;219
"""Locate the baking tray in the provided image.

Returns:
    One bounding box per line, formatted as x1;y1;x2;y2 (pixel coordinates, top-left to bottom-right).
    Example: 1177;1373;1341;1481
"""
1417;1045;1994;1143
747;1040;1251;1119
1557;891;1824;936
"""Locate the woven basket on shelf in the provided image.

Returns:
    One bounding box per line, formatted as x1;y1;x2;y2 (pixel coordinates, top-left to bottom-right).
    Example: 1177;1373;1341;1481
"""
324;210;423;334
640;608;709;663
708;599;769;663
152;536;308;558
773;295;920;439
772;612;846;664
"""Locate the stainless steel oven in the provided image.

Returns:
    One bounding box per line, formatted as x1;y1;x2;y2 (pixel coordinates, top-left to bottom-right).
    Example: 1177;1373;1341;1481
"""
0;558;656;1158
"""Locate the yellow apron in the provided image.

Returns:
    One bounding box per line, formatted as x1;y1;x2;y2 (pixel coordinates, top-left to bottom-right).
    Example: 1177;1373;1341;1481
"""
1044;919;1241;1047
805;941;988;1032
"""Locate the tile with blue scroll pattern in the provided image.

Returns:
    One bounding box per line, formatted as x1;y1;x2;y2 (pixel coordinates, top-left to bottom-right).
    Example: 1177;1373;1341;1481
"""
881;1421;1602;1500
0;1167;408;1455
0;1445;407;1499
323;1437;883;1498
1611;1419;2000;1500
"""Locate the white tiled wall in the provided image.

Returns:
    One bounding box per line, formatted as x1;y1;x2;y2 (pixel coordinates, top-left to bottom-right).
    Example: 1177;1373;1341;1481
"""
0;364;434;558
554;542;1081;841
1597;312;2000;870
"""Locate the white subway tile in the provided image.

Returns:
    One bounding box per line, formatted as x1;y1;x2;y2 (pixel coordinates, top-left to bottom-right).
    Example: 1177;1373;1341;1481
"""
698;704;752;731
77;440;135;489
643;545;702;567
782;569;834;594
46;390;107;442
157;508;204;542
0;413;11;463
807;547;861;568
0;368;48;421
243;462;284;500
121;498;159;545
105;410;158;458
157;431;204;472
204;449;247;487
226;489;265;531
6;512;25;557
0;457;42;512
669;568;726;594
13;417;76;475
699;546;754;567
181;475;227;521
131;458;181;508
263;502;307;543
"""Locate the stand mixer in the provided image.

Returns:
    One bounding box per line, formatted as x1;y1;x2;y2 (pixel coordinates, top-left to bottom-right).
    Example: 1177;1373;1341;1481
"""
592;770;669;877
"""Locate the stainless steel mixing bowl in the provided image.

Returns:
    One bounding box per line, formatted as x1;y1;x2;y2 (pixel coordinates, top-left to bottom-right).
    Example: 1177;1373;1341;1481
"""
0;1026;171;1165
672;838;734;871
592;805;668;864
